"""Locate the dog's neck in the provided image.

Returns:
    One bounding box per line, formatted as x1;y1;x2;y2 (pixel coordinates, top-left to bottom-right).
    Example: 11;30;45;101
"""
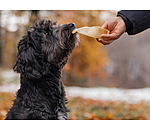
18;69;63;116
21;64;62;81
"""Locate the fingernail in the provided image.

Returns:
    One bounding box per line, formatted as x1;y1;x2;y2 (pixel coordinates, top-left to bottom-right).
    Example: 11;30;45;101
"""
97;39;101;42
101;34;105;37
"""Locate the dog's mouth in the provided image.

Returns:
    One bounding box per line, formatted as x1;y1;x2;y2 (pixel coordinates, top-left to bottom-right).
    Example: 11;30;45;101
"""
60;23;77;39
60;22;79;46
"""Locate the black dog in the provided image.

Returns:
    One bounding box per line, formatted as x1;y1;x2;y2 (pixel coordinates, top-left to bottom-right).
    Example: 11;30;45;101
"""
5;19;79;120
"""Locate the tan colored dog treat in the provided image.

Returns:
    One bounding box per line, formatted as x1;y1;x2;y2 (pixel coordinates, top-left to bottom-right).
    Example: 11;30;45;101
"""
72;26;110;40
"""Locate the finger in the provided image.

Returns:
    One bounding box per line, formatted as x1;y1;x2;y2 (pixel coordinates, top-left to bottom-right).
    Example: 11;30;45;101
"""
101;33;118;40
97;38;113;45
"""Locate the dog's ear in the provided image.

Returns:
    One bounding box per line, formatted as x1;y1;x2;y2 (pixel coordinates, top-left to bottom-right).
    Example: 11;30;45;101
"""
13;31;46;79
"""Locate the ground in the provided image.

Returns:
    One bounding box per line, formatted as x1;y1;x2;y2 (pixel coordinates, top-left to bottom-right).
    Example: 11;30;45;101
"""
1;92;150;120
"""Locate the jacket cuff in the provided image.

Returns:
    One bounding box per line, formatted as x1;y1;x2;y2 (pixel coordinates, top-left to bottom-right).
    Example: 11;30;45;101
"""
117;12;133;35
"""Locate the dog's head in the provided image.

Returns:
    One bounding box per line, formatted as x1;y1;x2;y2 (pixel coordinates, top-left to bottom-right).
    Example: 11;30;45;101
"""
13;18;79;79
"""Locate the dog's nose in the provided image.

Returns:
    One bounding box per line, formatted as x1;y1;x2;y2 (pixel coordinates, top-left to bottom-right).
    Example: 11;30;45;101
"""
69;23;76;28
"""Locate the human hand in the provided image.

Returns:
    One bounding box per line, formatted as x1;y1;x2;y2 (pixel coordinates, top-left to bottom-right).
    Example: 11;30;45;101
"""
97;16;126;45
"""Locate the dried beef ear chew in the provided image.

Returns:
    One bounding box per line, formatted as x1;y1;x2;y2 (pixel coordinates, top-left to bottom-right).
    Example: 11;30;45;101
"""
72;26;110;40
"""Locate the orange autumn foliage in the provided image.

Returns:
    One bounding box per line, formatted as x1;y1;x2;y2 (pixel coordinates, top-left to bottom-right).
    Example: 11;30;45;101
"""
0;93;14;120
66;35;108;79
68;97;150;120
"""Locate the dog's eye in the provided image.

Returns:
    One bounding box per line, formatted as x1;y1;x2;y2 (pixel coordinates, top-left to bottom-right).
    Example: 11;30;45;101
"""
45;32;49;36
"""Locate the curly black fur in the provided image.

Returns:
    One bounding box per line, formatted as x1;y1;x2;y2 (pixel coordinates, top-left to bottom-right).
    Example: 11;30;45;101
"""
5;18;79;120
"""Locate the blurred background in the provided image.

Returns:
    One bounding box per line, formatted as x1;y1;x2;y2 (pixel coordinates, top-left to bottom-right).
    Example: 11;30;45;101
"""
1;10;150;120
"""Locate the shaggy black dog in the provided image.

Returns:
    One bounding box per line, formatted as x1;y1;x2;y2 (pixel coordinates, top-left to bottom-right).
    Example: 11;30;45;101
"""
5;18;79;120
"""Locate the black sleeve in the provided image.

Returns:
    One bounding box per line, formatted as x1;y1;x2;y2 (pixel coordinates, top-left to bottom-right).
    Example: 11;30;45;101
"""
117;10;150;35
